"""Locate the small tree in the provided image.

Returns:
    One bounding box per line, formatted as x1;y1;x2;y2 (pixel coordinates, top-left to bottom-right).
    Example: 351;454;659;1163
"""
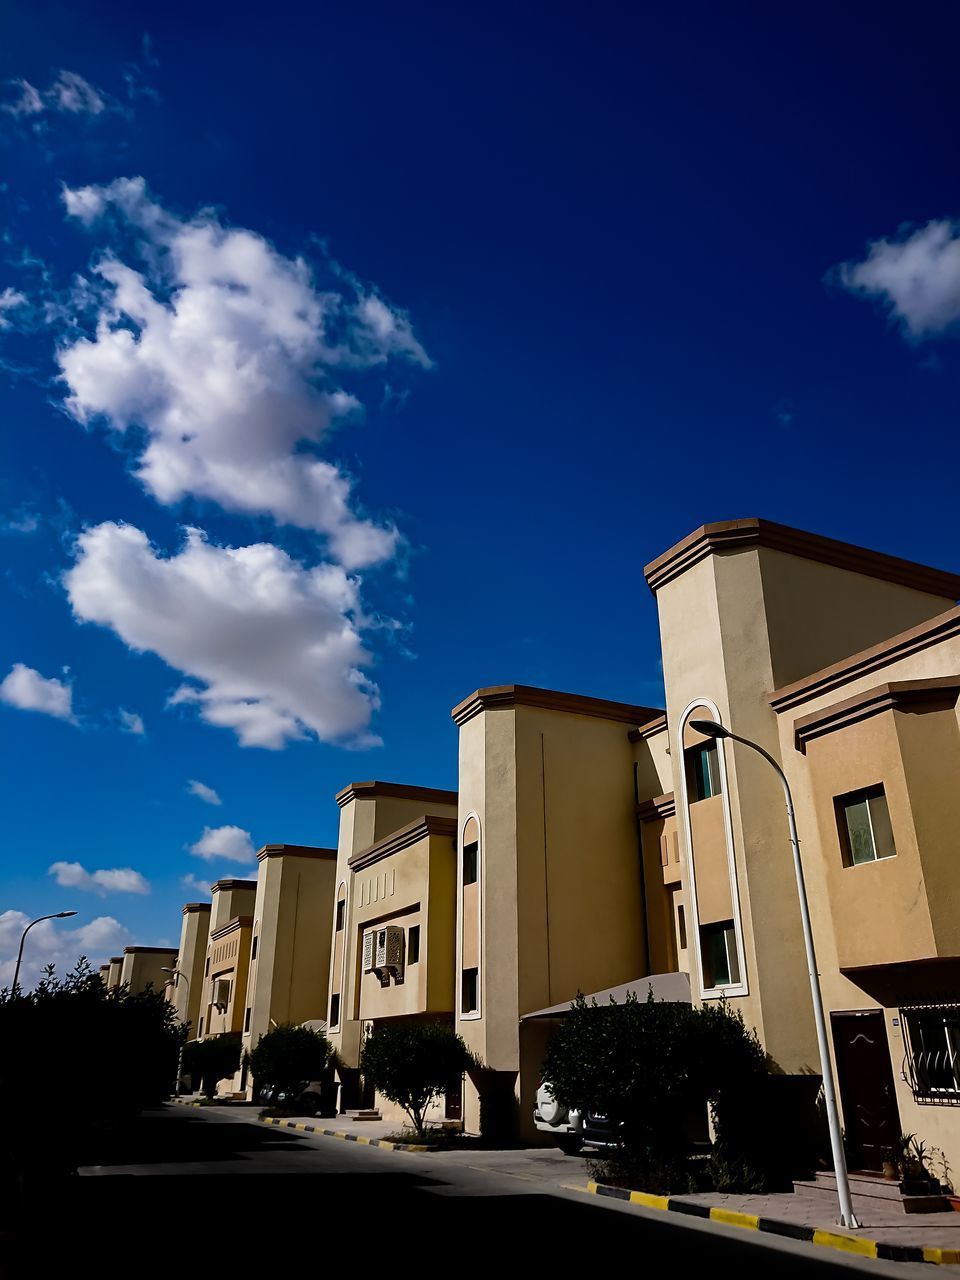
183;1033;242;1099
360;1021;471;1138
249;1023;331;1097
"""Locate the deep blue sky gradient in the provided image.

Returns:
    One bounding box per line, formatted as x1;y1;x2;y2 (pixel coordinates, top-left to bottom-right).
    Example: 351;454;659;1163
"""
2;2;959;954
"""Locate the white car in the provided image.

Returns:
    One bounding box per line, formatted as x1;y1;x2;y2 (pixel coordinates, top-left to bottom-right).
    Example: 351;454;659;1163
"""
534;1080;584;1154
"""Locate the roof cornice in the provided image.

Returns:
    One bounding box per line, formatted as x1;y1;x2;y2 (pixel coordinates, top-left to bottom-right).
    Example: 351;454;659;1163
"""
770;605;960;713
628;713;668;743
210;914;254;942
123;946;178;956
256;843;336;863
452;683;664;729
210;878;257;894
335;780;457;810
643;518;960;598
635;792;677;821
791;677;960;754
182;902;211;915
348;815;458;872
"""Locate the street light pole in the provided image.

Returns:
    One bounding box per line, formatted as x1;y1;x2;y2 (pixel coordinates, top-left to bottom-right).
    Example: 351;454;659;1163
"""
11;911;78;995
689;719;860;1230
161;967;190;1096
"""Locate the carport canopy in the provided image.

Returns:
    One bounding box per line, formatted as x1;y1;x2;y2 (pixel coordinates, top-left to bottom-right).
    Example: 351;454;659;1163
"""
519;970;691;1020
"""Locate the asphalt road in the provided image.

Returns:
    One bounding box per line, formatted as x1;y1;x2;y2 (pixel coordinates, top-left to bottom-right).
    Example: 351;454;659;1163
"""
7;1107;936;1277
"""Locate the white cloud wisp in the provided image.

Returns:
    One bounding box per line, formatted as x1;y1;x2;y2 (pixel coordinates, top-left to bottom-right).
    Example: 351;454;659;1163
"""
187;779;221;805
188;825;255;862
0;663;75;722
48;861;150;896
64;521;379;749
837;219;960;339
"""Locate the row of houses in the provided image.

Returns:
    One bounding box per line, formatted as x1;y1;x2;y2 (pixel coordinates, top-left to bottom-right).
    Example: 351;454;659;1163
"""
106;516;960;1169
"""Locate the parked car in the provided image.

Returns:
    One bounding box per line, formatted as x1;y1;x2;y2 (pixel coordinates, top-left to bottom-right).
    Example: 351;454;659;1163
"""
581;1109;621;1150
534;1080;585;1154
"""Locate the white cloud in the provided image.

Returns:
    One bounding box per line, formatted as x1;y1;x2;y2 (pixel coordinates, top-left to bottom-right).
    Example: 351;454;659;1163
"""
187;779;221;805
837;220;960;339
188;824;255;862
3;71;107;118
64;521;380;749
2;509;39;534
48;861;150;896
0;908;129;992
0;663;76;722
181;872;211;895
119;707;145;735
57;177;430;569
0;287;26;329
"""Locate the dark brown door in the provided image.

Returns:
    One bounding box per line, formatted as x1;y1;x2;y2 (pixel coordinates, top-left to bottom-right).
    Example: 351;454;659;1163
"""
445;1073;463;1122
832;1012;901;1172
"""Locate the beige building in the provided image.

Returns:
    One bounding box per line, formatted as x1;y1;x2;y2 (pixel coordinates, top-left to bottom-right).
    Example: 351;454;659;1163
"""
197;878;257;1044
168;901;211;1035
118;946;178;995
319;516;960;1172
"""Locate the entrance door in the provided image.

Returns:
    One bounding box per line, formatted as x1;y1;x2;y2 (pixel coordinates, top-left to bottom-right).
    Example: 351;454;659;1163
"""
832;1012;901;1172
445;1072;463;1122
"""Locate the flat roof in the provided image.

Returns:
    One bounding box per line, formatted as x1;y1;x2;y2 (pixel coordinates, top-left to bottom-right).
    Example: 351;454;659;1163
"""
349;815;458;872
452;683;664;728
644;518;960;598
210;878;257;893
123;946;178;956
336;780;458;809
257;843;336;862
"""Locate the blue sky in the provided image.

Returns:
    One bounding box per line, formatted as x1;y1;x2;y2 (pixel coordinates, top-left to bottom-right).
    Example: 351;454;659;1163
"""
3;2;960;983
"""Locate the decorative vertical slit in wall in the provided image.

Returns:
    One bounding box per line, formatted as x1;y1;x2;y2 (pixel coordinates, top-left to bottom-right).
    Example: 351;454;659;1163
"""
541;732;552;1005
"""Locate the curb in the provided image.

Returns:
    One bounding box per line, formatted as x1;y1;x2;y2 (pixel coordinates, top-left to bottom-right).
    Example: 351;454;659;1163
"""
258;1114;438;1153
586;1182;960;1266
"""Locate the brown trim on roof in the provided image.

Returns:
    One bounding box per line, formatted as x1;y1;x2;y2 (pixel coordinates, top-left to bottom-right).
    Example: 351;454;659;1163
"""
770;605;960;712
628;713;668;743
452;683;664;728
109;957;123;964
643;518;960;598
123;946;178;956
182;902;211;915
335;780;457;809
635;792;677;821
348;815;458;872
256;843;336;862
791;678;960;753
210;878;257;893
210;915;254;942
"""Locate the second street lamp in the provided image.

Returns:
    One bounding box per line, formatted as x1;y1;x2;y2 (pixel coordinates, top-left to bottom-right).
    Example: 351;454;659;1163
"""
11;911;78;996
689;718;860;1230
161;966;190;1096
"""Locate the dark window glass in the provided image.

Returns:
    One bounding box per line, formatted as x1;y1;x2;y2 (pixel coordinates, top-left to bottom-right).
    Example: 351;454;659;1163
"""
336;898;346;931
244;1007;251;1033
700;920;740;989
408;925;420;964
677;904;687;951
329;993;341;1028
461;967;479;1013
907;1009;960;1096
463;842;479;886
686;742;721;802
251;935;258;960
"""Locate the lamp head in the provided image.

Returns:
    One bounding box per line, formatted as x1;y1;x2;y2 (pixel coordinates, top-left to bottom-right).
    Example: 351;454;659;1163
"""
689;719;730;740
56;911;78;919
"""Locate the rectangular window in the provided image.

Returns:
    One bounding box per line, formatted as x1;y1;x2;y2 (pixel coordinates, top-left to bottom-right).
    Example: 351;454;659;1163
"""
461;967;479;1014
198;1017;204;1037
204;957;210;976
251;935;258;960
905;1007;960;1099
837;786;896;866
700;920;740;989
463;842;479;886
686;742;721;802
408;925;420;964
329;993;340;1028
676;903;687;951
244;1007;251;1033
335;899;345;931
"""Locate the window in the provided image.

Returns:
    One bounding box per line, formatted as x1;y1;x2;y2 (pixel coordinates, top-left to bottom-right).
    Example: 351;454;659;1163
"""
837;786;896;866
461;967;479;1014
408;924;421;964
905;1006;960;1100
463;841;479;886
244;1007;251;1033
676;903;687;951
335;898;346;931
198;1017;204;1037
251;935;258;960
329;993;340;1028
700;921;740;989
686;742;721;802
204;957;210;976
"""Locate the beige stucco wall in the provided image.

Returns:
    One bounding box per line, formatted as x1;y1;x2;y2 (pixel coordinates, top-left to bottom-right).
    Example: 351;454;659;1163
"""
172;905;210;1036
119;948;177;995
242;850;337;1064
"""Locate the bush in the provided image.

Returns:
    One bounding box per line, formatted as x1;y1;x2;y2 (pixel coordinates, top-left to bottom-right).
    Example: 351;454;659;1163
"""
249;1023;332;1099
360;1020;472;1137
543;992;767;1193
0;957;185;1222
182;1032;242;1099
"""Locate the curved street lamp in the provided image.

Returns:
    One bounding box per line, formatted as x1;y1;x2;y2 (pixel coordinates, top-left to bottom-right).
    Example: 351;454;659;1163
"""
11;911;78;996
689;719;860;1229
161;966;190;1096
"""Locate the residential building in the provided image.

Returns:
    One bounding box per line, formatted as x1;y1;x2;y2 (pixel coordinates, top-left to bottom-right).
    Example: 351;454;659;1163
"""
168;901;211;1036
119;946;178;995
198;878;257;1044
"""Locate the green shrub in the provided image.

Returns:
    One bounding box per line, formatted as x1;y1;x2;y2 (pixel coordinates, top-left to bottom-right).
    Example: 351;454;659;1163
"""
249;1023;331;1098
182;1032;242;1099
360;1020;472;1137
543;992;768;1193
